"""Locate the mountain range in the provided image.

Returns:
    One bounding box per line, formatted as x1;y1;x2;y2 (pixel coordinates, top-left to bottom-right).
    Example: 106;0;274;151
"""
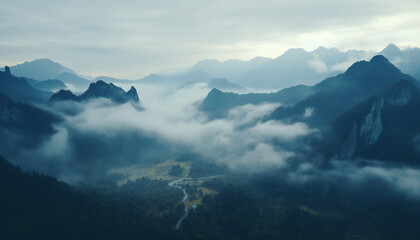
3;44;420;92
269;55;415;126
25;78;67;92
1;58;75;80
199;85;314;119
0;90;60;155
192;44;420;90
200;55;420;164
50;80;140;104
0;66;52;103
329;79;420;163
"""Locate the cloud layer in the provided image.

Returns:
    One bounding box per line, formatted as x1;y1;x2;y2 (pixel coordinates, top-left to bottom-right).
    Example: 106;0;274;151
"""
2;83;312;181
1;0;420;78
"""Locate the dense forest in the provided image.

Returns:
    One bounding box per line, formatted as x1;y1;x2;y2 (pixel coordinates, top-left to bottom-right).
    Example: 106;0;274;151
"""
2;156;420;240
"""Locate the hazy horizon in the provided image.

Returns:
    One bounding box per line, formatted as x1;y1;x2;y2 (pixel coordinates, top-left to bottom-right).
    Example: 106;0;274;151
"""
0;43;415;80
1;0;420;79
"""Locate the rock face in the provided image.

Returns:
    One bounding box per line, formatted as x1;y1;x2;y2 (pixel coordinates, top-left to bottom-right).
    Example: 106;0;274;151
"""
358;98;384;146
331;79;420;163
339;124;358;159
50;80;140;104
126;86;139;103
387;79;412;106
5;66;10;75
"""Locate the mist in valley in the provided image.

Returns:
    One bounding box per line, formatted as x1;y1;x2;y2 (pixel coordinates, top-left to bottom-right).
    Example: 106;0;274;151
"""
2;1;420;238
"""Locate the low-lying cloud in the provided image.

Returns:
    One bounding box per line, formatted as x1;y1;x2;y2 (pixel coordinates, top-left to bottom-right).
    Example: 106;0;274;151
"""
9;82;314;180
290;159;420;199
4;80;420;202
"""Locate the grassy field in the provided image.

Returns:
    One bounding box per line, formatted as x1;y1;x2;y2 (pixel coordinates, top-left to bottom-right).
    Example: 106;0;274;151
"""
108;159;220;209
299;205;325;216
108;159;191;185
186;186;218;208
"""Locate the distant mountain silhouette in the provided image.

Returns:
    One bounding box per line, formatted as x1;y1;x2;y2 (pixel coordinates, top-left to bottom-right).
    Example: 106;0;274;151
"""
236;47;375;89
200;85;314;119
269;55;415;126
4;58;75;80
182;78;245;92
191;57;271;82
379;43;420;81
94;76;133;85
0;67;52;103
55;72;91;90
207;78;244;91
50;80;140;104
3;44;419;92
137;70;213;88
25;78;67;91
186;44;420;90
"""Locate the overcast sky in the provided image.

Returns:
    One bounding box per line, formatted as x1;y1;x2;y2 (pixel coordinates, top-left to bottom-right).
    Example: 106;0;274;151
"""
1;0;420;79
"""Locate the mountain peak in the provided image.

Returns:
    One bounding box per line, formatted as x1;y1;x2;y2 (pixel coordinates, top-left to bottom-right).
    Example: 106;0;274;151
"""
315;46;328;51
32;58;56;63
81;81;140;103
282;48;308;56
209;88;223;94
50;81;140;104
5;66;10;75
370;55;390;64
50;89;78;102
313;46;340;54
9;58;75;80
127;86;140;102
381;43;401;53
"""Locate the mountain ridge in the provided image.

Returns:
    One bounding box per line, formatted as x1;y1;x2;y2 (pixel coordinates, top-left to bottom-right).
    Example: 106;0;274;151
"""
269;55;415;126
50;80;140;104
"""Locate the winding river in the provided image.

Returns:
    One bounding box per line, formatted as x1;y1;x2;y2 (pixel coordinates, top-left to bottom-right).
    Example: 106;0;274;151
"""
168;173;222;230
168;174;189;230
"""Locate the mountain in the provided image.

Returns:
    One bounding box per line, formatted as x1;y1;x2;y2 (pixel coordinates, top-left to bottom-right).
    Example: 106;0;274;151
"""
269;55;415;126
207;78;244;91
233;47;373;89
329;79;420;163
0;67;52;103
188;44;420;90
95;76;134;84
137;70;213;88
0;91;60;154
49;89;79;102
181;78;245;92
25;78;67;91
50;80;140;104
191;57;271;81
80;81;140;103
380;43;420;81
199;85;314;119
0;59;92;90
4;58;75;80
55;72;91;90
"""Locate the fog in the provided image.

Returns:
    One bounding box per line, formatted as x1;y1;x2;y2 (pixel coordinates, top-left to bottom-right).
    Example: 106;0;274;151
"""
288;159;420;199
4;80;420;200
